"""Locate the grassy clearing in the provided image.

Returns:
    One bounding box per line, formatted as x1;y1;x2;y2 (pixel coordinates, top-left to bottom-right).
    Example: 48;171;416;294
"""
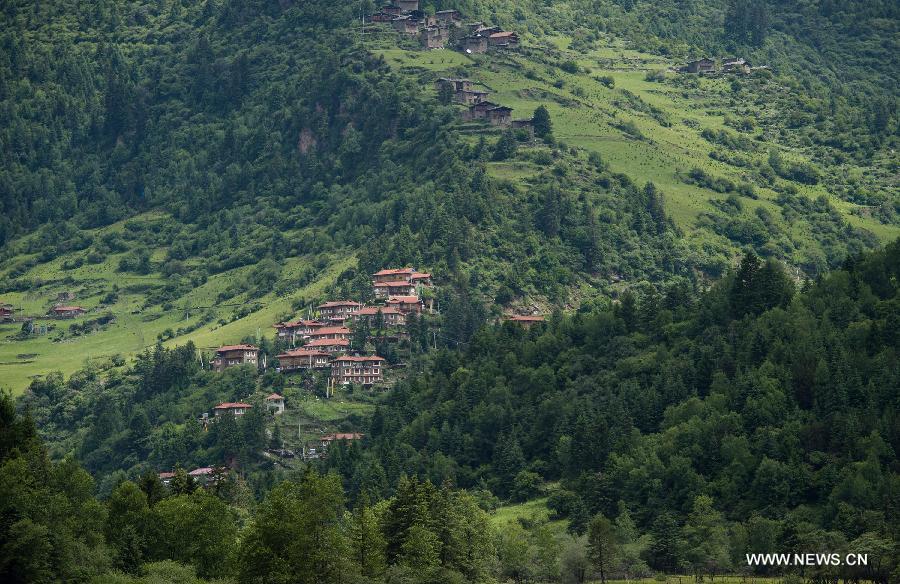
376;39;898;257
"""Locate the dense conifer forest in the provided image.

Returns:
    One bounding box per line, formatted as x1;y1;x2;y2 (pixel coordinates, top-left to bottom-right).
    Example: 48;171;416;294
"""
1;0;898;582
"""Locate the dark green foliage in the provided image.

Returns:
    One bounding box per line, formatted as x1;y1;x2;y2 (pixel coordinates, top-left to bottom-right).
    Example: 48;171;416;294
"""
533;105;552;138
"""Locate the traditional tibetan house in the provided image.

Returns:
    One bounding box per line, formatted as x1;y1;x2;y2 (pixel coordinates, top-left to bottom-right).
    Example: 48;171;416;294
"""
505;315;545;329
723;58;750;74
213;345;259;372
356;306;406;327
435;9;461;26
265;393;285;415
463;100;498;121
158;471;176;487
331;356;385;386
488;105;513;126
395;0;418;12
456;89;490;105
50;305;85;319
488;31;519;48
368;11;395;23
213;402;252;416
0;306;12;319
273;320;324;342
685;58;716;73
435;78;473;93
373;280;418;298
306;326;351;341
421;26;450;49
372;267;416;284
303;338;351;354
392;15;420;35
321;432;364;446
277;348;333;371
386;296;425;314
463;35;489;53
317;301;362;322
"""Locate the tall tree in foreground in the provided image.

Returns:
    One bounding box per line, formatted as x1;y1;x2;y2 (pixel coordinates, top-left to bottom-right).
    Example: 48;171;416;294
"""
587;513;619;583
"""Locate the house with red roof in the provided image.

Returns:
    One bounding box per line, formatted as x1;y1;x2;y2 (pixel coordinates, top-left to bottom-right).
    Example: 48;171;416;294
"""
373;280;418;298
50;305;85;319
277;348;333;371
505;315;545;329
303;338;351;354
213;402;253;416
213;345;259;372
317;301;362;323
265;393;285;415
306;326;351;341
488;30;519;48
386;296;425;314
331;355;385;386
355;306;406;327
273;320;324;342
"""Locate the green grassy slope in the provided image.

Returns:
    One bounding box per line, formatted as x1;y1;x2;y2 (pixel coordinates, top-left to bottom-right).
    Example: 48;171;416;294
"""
375;35;897;249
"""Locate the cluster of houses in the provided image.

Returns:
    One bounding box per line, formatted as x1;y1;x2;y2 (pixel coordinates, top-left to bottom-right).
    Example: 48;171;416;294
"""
434;77;533;130
368;1;460;49
210;267;434;388
157;466;220;488
367;1;518;54
680;57;765;75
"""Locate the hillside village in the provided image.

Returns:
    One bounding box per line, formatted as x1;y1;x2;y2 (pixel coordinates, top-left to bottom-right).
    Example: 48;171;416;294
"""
145;265;545;478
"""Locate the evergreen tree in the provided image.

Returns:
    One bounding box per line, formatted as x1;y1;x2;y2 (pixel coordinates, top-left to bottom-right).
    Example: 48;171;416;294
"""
533;105;552;139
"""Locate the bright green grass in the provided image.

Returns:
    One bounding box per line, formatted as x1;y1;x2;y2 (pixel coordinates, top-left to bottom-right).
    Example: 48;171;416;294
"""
491;496;568;535
0;213;357;394
377;41;899;253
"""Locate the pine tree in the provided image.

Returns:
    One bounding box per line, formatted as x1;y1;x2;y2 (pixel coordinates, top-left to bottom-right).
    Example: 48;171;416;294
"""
587;513;619;584
533;105;552;139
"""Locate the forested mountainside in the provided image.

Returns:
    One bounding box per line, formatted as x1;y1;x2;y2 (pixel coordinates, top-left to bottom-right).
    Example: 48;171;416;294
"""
1;0;897;389
8;238;900;583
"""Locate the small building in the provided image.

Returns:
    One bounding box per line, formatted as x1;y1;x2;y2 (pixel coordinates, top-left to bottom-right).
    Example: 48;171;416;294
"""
685;58;716;74
386;295;425;314
488;31;519;48
188;467;217;486
303;338;351;354
382;4;402;16
318;301;362;322
512;118;535;137
368;11;395;23
463;35;489;54
331;355;386;386
213;345;259;372
723;58;750;74
456;89;490;105
158;471;176;487
306;326;352;341
488;105;513;126
213;402;253;416
435;9;461;26
474;25;501;36
392;15;420;35
265;393;285;415
356;306;406;327
373;280;418;298
273;319;324;342
372;267;416;284
421;26;450;49
506;315;545;329
434;77;473;93
50;306;86;319
321;432;365;446
0;306;12;319
463;100;499;121
277;348;333;371
395;0;418;12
